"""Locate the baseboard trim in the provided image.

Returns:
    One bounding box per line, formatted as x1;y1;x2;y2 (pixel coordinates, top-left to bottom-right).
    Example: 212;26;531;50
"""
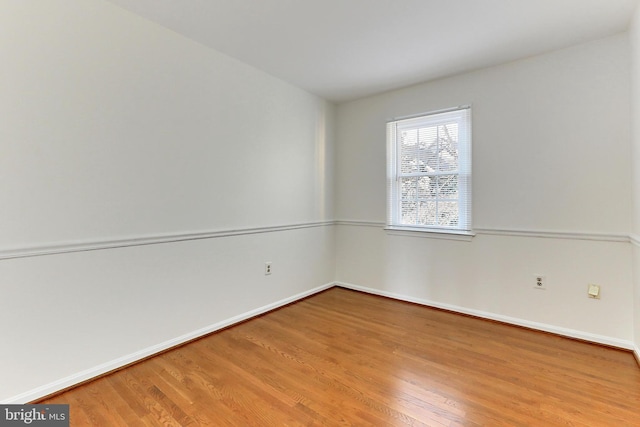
5;280;635;403
336;281;635;351
2;282;335;404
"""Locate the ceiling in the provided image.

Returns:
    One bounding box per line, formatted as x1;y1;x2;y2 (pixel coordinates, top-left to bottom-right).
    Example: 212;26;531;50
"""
105;0;639;103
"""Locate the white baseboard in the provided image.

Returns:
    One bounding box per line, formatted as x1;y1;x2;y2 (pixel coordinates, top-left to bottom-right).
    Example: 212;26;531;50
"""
6;280;635;403
336;281;635;351
2;282;335;404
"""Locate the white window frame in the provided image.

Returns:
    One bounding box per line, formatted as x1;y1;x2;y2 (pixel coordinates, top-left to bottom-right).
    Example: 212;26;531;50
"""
386;106;473;238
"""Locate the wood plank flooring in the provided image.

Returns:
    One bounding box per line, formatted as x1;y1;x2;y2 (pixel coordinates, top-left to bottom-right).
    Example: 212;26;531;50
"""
40;287;640;426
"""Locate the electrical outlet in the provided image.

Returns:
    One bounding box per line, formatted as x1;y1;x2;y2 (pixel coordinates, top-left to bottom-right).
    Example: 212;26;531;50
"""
265;262;272;275
534;275;546;290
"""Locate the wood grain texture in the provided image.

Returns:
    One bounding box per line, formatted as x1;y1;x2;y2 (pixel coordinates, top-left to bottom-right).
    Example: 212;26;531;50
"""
40;287;640;426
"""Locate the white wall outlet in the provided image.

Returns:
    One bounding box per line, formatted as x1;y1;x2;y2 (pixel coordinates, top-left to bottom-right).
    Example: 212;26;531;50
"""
588;284;600;299
534;275;546;290
264;262;272;275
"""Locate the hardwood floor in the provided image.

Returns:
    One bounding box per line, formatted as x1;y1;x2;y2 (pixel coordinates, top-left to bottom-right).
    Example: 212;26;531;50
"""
40;287;640;426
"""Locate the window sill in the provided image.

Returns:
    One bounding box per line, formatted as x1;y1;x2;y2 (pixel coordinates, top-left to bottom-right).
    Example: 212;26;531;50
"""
384;226;475;241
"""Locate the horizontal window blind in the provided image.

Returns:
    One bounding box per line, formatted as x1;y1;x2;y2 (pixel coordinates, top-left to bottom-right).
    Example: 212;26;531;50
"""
387;107;471;232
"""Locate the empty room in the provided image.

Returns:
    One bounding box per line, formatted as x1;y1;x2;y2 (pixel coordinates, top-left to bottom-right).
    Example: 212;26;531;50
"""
1;0;640;425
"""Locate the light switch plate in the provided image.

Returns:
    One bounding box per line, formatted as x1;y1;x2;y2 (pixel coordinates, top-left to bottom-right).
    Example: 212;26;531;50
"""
588;284;600;299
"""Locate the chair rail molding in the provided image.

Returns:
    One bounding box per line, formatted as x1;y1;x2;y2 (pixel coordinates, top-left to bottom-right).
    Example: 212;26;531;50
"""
0;221;335;261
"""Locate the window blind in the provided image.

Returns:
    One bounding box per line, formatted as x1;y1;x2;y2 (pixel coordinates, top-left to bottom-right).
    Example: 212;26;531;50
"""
387;107;472;232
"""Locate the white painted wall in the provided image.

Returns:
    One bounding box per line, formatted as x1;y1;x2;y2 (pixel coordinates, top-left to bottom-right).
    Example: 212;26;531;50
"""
336;35;631;232
630;4;640;358
0;0;334;247
0;0;335;402
335;34;634;345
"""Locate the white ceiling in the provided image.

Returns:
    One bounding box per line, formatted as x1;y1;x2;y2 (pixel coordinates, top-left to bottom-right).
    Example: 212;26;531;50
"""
105;0;639;103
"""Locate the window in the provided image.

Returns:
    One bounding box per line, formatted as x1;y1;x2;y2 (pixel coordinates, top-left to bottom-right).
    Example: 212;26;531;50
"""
387;106;471;234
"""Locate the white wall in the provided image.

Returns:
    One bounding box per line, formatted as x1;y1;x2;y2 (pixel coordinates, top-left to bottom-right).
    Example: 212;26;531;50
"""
630;4;640;359
335;34;634;346
0;0;335;402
